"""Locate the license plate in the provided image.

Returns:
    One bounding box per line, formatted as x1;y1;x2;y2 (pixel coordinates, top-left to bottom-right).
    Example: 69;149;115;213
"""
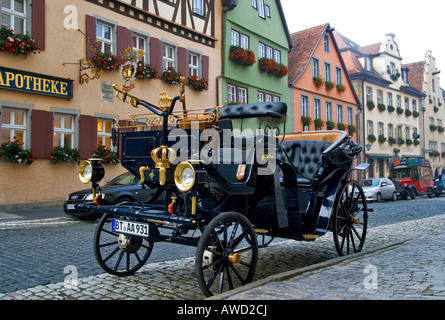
112;219;149;237
66;204;76;210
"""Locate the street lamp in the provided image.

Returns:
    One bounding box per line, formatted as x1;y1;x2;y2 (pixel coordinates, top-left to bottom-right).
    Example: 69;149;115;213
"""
366;144;372;152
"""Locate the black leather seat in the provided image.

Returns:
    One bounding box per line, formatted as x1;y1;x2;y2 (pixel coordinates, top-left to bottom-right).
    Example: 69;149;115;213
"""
278;139;333;183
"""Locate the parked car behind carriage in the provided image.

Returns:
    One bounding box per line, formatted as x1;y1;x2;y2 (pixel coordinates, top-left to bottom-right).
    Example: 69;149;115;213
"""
360;178;397;202
434;174;445;197
64;172;163;220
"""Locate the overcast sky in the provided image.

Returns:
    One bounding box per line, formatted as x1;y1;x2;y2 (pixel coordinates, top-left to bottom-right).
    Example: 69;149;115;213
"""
281;0;445;86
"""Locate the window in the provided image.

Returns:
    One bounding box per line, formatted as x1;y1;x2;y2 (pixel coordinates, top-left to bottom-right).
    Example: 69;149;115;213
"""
133;33;147;63
405;97;409;110
397;126;402;139
324;34;330;53
312;58;320;78
388;124;394;138
429;141;437;151
313;98;321;120
405;127;410;139
325;101;332;121
390;62;396;75
266;46;273;60
96;21;114;53
97;119;114;150
54;114;74;148
324;63;331;82
366;87;372;103
336;67;342;85
301;95;309;117
258;91;280;103
264;5;270;17
240;34;249;50
258;42;265;59
337;104;343;124
189;52;200;77
378;123;384;136
429;117;435;126
387;93;393;107
273;49;281;64
227;84;248;104
257;0;265;18
1;0;28;34
412;100;417;112
163;43;176;70
251;0;257;8
230;29;239;47
192;0;204;16
365;56;372;72
396;95;401;108
1;107;27;147
438;119;443;127
367;121;373;135
377;90;383;104
347;106;353;125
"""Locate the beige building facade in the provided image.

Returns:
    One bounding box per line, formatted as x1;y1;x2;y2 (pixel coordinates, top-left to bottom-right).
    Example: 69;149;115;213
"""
0;0;222;207
404;51;444;177
335;32;426;179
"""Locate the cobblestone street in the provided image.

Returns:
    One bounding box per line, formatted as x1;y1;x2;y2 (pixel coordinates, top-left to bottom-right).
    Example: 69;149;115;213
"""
1;213;444;300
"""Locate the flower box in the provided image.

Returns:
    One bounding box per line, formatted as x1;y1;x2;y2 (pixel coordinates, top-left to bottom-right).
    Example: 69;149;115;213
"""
258;57;288;78
325;81;335;91
96;145;119;164
229;45;255;66
337;122;346;131
188;75;208;91
313;76;324;88
136;61;158;79
162;67;181;85
367;101;375;111
367;134;376;142
92;52;121;71
336;84;346;93
50;146;80;165
0;26;37;56
0;137;34;165
314;118;325;129
301;116;312;127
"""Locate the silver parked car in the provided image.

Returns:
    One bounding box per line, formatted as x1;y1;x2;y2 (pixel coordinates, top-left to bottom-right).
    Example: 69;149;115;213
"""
360;178;397;202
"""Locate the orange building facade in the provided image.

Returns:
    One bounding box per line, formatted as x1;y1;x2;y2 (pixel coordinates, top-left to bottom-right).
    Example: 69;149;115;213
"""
288;24;361;140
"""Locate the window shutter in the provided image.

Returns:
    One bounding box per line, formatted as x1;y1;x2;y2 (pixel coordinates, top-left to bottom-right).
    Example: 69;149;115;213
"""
31;0;46;50
202;55;209;90
117;26;132;58
178;47;189;84
85;15;97;61
31;110;53;159
150;37;163;79
79;115;97;159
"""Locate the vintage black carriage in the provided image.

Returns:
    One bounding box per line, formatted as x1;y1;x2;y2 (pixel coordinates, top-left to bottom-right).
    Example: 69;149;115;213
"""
77;80;369;297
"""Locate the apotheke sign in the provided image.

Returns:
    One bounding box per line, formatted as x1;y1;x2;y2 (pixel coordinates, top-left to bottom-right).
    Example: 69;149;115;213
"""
0;67;73;99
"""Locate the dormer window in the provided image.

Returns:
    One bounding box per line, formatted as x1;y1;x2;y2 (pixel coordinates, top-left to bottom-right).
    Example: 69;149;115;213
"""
365;56;372;72
402;68;409;84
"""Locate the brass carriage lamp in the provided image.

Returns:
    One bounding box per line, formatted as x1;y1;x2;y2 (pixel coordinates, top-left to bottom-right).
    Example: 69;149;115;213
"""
78;155;105;203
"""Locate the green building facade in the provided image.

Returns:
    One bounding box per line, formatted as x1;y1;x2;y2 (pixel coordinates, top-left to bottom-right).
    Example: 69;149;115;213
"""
221;0;292;133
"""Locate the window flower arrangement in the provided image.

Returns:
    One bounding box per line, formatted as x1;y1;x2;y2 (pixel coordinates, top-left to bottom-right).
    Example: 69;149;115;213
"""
325;81;335;91
96;145;119;164
92;52;121;71
135;60;157;79
430;150;440;157
388;105;395;113
337;122;346;131
405;109;412;117
314;118;325;129
258;57;288;78
188;75;208;91
378;135;387;143
430;124;437;131
50;146;80;165
336;84;346;93
367;134;376;142
348;124;356;135
388;137;397;145
229;45;256;66
406;138;413;145
0;26;37;56
378;104;386;112
162;67;181;85
397;138;405;145
301;116;312;127
438;126;445;133
396;107;404;115
413;111;420;118
367;101;375;111
414;139;420;146
0;137;35;165
326;120;335;130
313;76;324;88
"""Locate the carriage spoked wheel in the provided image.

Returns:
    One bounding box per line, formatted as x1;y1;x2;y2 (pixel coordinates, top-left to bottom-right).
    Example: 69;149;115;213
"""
332;180;368;256
195;212;259;297
94;213;154;276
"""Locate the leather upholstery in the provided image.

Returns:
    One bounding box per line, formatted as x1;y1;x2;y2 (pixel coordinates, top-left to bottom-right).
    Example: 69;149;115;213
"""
219;102;287;120
278;139;333;181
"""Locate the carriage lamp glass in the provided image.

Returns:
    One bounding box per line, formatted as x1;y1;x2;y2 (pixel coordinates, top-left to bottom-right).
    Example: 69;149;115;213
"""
174;162;196;192
78;156;105;184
